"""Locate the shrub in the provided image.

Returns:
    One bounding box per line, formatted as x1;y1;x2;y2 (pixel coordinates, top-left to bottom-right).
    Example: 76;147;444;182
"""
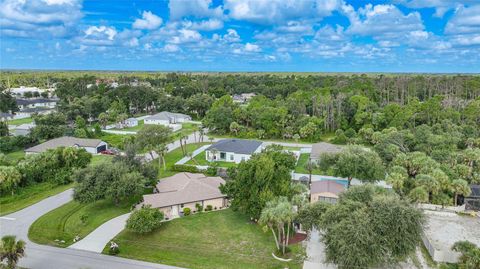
126;206;164;233
172;164;200;173
80;214;89;225
195;203;203;212
109;241;119;255
183;207;191;216
205;205;213;211
206;165;218;176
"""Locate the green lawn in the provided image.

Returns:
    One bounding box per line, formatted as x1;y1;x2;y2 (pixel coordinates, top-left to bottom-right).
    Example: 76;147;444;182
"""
295;153;327;175
0;182;73;216
106;209;303;269
28;193;145;247
98;132;134;149
7;117;33;125
5;150;26;163
185;151;237;168
90;154;114;165
157;142;210;178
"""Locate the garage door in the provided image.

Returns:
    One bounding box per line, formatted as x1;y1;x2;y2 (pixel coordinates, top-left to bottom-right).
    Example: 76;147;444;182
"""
96;145;107;153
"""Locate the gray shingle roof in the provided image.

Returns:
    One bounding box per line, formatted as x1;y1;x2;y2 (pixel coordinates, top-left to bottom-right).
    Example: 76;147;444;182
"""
145;111;191;121
142;173;226;208
310;142;343;159
206;139;262;155
16;98;58;106
25;136;104;153
18;107;54;113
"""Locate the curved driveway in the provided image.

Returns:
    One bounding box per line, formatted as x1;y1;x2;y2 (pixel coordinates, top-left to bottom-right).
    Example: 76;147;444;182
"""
0;189;182;269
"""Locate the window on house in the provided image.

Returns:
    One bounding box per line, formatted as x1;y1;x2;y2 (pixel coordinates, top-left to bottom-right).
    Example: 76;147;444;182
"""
181;204;184;208
230;155;234;161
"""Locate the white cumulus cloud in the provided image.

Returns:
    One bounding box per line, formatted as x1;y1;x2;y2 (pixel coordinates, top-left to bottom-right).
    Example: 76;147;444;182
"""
133;11;163;30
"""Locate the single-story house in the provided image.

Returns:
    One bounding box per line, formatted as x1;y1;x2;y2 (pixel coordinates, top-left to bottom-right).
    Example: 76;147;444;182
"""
144;111;191;125
310;180;345;204
16;98;58;110
0;112;14;121
142;172;227;219
11;123;36;136
25;136;108;154
310;142;343;161
205;139;263;164
124;118;138;127
465;184;480;211
14;107;54;119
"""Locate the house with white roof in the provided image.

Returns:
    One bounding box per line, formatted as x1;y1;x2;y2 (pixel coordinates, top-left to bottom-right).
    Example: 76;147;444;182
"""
144;111;191;125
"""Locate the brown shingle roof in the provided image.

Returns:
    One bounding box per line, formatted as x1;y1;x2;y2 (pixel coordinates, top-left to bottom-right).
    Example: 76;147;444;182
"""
25;136;103;153
143;173;226;208
310;180;345;196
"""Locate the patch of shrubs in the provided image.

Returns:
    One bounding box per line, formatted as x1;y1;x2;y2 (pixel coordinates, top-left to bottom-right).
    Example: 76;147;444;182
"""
205;205;213;211
183;207;191;216
172;164;203;173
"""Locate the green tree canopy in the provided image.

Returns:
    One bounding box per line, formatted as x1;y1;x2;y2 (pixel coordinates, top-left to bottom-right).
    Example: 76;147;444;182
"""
126;206;164;233
220;146;296;218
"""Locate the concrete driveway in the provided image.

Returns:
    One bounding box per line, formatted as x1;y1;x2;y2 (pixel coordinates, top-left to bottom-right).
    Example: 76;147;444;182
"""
0;189;182;269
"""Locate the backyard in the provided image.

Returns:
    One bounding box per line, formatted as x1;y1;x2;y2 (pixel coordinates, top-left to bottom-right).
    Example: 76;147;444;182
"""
106;209;304;269
295;153;328;175
157;142;210;178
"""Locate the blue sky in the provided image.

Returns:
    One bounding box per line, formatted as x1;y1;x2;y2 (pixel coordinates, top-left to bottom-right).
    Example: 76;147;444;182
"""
1;0;479;72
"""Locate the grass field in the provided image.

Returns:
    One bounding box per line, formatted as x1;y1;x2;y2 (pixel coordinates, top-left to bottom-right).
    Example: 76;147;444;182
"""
0;182;74;216
106;209;303;269
185;151;237;168
28;193;145;247
7;117;33;125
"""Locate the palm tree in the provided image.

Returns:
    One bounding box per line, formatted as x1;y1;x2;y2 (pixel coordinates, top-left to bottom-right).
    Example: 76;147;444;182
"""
452;179;471;206
156;144;168;171
259;197;295;255
0;235;26;269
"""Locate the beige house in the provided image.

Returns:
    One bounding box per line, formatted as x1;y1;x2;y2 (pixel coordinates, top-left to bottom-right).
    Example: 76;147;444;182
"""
310;180;345;204
142;173;228;219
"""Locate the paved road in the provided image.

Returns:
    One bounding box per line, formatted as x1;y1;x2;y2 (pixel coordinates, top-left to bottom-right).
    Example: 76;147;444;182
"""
0;189;182;269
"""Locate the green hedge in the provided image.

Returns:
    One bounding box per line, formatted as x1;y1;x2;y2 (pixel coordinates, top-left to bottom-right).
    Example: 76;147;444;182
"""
172;164;204;173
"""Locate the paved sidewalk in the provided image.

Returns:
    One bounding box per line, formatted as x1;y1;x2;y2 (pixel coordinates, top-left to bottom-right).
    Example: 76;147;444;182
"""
303;230;336;269
69;213;131;253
